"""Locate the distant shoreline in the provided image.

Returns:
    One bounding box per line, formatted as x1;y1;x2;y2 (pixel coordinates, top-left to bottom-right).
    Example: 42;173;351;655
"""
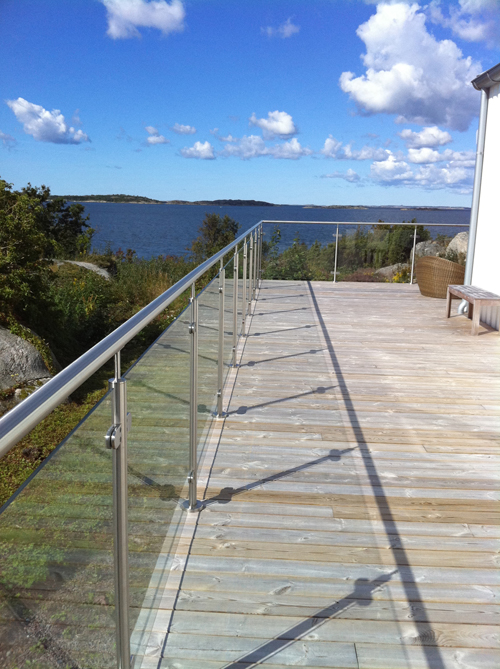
53;194;469;211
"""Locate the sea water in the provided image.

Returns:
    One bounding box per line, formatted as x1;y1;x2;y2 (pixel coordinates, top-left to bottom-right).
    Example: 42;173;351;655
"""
81;202;470;259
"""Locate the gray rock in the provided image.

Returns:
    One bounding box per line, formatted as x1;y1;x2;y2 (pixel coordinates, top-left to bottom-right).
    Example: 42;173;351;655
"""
446;231;468;257
415;240;445;257
374;263;409;279
55;260;111;280
0;327;52;391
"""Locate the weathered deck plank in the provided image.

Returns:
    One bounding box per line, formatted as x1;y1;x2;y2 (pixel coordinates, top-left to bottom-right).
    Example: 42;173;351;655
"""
140;281;499;668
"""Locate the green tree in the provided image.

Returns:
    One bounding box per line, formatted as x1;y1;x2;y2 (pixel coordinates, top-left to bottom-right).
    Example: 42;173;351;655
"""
189;213;239;264
21;183;94;257
0;178;95;322
0;180;51;320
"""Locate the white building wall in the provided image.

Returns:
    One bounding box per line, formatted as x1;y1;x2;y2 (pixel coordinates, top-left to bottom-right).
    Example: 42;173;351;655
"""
472;81;500;330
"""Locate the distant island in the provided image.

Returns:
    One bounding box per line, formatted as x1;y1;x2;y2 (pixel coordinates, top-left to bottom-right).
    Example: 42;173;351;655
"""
53;194;469;211
54;194;275;206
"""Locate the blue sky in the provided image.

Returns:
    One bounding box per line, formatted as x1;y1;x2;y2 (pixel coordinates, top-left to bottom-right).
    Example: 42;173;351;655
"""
1;0;499;206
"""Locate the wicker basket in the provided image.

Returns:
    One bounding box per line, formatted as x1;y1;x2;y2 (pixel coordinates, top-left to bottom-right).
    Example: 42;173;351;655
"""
415;257;465;298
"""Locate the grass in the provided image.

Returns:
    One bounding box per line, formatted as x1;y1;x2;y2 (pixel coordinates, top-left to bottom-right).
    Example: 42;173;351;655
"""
0;252;195;508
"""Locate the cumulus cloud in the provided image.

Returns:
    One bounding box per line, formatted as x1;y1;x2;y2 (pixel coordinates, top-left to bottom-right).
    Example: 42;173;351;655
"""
270;138;313;159
339;2;482;131
428;0;499;46
322;169;361;183
261;17;300;39
0;130;16;149
171;122;196;134
407;147;475;165
399;125;452;148
145;126;169;145
249;110;297;139
101;0;185;39
6;98;90;144
371;150;474;192
180;140;215;159
220;135;312;160
321;135;389;160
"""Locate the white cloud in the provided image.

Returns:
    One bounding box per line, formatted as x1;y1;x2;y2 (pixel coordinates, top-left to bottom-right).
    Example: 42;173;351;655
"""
399;125;452;148
343;144;389;160
370;150;474;191
428;0;499;46
6;98;90;144
321;135;388;160
0;130;16;149
219;135;312;160
180;140;215;159
321;135;343;158
249;110;297;139
145;126;169;145
407;147;442;163
101;0;185;39
220;135;268;159
270;138;313;159
261;17;300;39
371;153;415;182
171;122;196;134
407;146;475;164
339;2;482;131
322;169;361;183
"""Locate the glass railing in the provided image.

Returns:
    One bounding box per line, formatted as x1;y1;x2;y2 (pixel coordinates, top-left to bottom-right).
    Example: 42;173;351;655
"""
0;226;261;669
260;220;469;284
0;217;468;668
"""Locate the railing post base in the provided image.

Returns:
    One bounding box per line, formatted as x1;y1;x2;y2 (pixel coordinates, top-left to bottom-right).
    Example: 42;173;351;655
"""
179;499;205;513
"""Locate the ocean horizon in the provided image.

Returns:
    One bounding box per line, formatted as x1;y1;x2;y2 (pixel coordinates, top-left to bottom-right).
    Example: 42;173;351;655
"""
82;202;471;259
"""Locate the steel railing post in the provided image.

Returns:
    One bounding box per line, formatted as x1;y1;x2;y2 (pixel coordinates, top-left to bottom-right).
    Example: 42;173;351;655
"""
232;246;238;366
333;223;339;283
241;239;247;336
258;225;263;285
410;225;417;284
248;234;254;313
183;283;203;512
252;230;257;300
216;261;227;418
106;354;131;669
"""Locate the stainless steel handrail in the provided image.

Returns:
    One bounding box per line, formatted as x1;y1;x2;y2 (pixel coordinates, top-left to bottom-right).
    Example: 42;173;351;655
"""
0;222;261;458
260;220;469;226
0;217;468;457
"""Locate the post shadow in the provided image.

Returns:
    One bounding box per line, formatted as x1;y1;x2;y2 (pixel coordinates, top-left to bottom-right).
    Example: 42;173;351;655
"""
205;446;356;507
183;571;397;669
242;348;323;368
249;324;315;337
306;281;446;669
228;384;338;417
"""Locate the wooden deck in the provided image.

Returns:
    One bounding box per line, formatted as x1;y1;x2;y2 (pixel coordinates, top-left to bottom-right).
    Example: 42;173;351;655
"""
138;280;500;669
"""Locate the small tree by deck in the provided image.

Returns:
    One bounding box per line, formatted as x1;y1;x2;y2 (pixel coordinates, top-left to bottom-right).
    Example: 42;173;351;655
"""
189;213;239;264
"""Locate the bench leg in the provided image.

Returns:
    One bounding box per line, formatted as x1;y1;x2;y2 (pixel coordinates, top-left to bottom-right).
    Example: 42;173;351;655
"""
471;303;480;335
446;290;452;318
467;303;474;320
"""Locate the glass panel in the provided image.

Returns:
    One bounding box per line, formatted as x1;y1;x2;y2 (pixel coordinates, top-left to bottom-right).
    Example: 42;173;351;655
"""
125;306;191;658
237;248;244;339
223;258;235;386
335;224;424;283
196;277;219;462
0;397;116;669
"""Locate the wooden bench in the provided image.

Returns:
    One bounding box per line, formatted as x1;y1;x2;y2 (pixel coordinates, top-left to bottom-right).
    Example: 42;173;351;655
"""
446;284;500;335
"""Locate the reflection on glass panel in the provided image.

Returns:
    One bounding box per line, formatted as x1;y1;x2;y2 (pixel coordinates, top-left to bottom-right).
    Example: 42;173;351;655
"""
197;277;219;462
0;398;116;669
125;307;191;658
335;224;425;282
223;258;234;385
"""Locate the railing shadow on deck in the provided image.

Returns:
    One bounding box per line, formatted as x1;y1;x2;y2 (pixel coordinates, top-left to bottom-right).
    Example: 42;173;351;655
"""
205;446;356;506
218;571;397;669
306;281;447;669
